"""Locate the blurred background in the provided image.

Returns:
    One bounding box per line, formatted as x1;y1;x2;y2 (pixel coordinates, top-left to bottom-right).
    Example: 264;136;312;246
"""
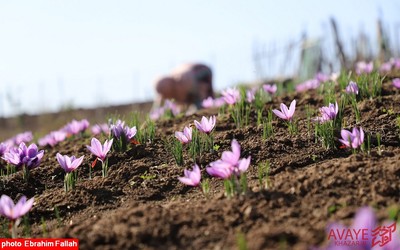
0;0;399;120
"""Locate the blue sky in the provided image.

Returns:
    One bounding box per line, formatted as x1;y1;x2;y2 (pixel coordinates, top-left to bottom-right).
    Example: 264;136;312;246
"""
0;0;399;116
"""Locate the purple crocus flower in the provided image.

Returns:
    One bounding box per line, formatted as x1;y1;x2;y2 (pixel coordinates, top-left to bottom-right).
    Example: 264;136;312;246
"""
272;100;296;121
63;119;90;135
356;61;373;75
207;139;251;178
380;62;392;73
12;131;33;146
206;160;233;179
222;87;241;105
392;78;400;89
86;138;113;162
56;153;84;173
246;88;256;103
178;164;201;186
149;107;165;120
194;116;216;134
91;123;110;136
202;96;215;108
213;97;226;108
221;139;241;166
175;126;193;144
263;84;277;94
164;100;181;116
314;102;339;123
339;127;364;149
38;130;67;147
3;142;44;169
0;195;34;221
296;79;320;92
315;72;330;83
346;81;359;95
110;120;137;140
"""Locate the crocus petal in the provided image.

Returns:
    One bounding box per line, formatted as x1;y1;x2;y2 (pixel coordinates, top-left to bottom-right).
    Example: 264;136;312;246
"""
237;156;251;173
288;99;296;118
272;109;287;120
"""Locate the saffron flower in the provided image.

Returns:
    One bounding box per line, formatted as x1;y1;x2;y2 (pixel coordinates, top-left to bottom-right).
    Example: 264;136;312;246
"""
296;79;320;92
175;126;193;144
206;160;233;179
178;164;201;186
56;153;84;173
202;96;215;108
164;99;181;116
272;100;296;121
315;72;330;83
12;131;33;146
263;84;277;94
339;127;364;149
194;116;216;134
314;102;339;123
86;138;113;162
222;87;240;105
63;119;90;135
380;62;392;73
38;130;67;147
110;120;137;140
392;78;400;89
91;123;110;136
346;81;359;95
2;142;44;169
355;61;373;75
0;195;34;221
246;88;256;103
206;139;251;178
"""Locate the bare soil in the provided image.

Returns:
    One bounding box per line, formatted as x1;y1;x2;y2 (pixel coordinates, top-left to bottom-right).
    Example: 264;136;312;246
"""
1;74;400;250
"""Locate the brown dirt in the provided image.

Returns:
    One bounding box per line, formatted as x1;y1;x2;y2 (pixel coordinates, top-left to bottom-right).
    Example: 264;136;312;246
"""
1;74;400;250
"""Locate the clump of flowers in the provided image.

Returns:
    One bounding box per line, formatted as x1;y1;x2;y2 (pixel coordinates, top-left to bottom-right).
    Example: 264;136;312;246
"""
38;130;67;147
346;81;359;95
339;127;364;150
86;138;113;177
57;153;84;192
201;96;226;109
2;142;44;181
206;139;251;197
0;194;34;238
91;123;110;136
3;131;33;148
150;100;181;120
355;61;373;75
109;119;137;151
62;119;90;136
175;126;193;144
296;79;320;92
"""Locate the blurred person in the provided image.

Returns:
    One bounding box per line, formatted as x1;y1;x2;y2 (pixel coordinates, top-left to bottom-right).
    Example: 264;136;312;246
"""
153;63;214;110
